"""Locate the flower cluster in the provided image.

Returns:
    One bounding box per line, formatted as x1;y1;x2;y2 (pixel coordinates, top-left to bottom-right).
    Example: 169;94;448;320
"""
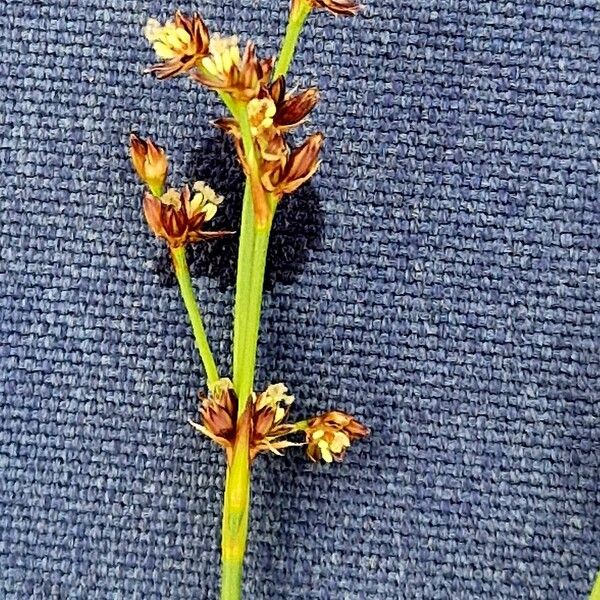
190;380;298;463
145;12;210;79
216;77;324;203
130;134;228;247
302;411;369;463
144;12;329;224
192;380;368;464
194;36;274;102
145;14;272;101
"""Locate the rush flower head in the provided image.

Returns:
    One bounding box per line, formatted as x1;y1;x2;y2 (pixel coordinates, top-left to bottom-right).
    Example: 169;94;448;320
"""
143;182;228;247
190;378;238;463
261;133;324;199
193;36;274;101
130;133;168;197
303;411;368;463
215;77;319;139
191;381;299;462
292;0;361;17
249;383;298;459
145;11;210;79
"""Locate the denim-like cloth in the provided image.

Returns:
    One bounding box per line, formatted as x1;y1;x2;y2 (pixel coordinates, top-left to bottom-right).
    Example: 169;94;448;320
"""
0;1;598;598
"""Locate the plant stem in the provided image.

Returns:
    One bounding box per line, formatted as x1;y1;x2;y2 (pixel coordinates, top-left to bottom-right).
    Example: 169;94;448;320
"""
232;106;271;408
235;224;271;411
220;13;308;593
171;246;219;387
232;182;255;393
273;2;311;79
220;416;251;600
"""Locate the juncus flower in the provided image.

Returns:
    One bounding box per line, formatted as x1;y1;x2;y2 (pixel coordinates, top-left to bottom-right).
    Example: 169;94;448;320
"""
144;11;210;79
130;133;168;197
193;35;273;102
143;181;228;247
191;381;300;462
303;410;368;463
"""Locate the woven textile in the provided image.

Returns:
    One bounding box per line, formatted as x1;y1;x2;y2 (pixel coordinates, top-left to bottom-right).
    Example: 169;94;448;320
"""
1;0;599;598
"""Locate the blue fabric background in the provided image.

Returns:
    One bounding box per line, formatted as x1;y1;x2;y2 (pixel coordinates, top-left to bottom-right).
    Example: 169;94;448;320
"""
0;0;599;598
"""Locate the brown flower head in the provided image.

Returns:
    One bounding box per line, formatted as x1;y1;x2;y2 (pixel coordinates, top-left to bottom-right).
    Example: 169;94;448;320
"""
145;12;210;79
261;133;324;199
130;133;168;197
249;383;299;459
143;181;228;247
191;381;299;462
193;35;273;101
304;410;369;463
292;0;361;17
190;378;238;462
216;77;319;140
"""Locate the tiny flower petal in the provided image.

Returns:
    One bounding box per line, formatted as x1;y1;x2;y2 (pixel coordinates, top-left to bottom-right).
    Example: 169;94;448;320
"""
262;133;324;198
273;86;320;131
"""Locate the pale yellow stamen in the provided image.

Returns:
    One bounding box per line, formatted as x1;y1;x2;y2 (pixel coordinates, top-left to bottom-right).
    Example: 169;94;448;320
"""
247;98;277;137
144;18;192;60
201;34;241;78
190;181;224;221
329;431;350;454
318;442;333;463
255;383;294;424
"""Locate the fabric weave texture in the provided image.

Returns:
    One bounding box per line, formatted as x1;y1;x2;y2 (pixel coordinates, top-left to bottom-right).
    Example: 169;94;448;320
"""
1;0;599;598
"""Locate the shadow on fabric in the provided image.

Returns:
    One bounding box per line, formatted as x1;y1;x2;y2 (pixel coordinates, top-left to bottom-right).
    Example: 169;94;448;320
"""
152;133;325;292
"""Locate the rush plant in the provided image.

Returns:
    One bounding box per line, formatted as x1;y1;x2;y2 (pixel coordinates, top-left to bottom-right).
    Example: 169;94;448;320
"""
129;2;368;598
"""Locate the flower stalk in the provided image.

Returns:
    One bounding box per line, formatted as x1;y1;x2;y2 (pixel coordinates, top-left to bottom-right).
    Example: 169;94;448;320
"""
274;1;311;79
234;220;272;411
222;8;315;598
171;246;220;386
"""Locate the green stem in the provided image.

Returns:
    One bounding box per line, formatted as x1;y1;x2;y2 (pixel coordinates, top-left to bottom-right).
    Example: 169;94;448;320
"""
222;112;273;600
218;91;237;116
232;106;268;408
292;419;310;431
273;2;311;79
231;0;310;400
171;246;219;386
220;418;251;600
219;12;308;592
235;225;271;411
590;571;600;600
237;108;259;175
232;182;255;392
